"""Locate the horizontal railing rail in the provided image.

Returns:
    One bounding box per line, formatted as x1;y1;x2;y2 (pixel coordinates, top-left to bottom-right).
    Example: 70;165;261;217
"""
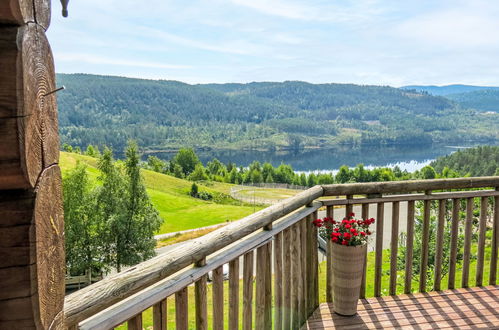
64;176;499;329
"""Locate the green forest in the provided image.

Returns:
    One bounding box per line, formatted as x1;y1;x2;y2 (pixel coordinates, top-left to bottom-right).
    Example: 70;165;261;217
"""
56;74;499;152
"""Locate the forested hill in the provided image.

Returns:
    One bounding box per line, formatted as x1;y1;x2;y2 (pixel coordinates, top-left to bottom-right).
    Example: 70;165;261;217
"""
56;74;499;151
401;84;499;96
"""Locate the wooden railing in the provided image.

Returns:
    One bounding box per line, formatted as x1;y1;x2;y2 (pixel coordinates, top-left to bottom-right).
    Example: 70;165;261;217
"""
64;177;499;329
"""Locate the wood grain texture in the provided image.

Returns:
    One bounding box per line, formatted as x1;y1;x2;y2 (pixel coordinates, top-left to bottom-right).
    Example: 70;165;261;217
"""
322;189;499;206
389;201;399;295
152;300;167;330
0;0;49;28
0;0;33;25
360;203;369;298
476;196;488;286
31;165;65;330
195;258;207;330
0;23;59;189
419;198;431;292
304;286;499;329
461;197;474;288
228;259;239;330
212;266;224;330
448;198;460;289
282;228;291;329
374;202;384;297
273;231;283;329
433;199;446;291
322;177;499;196
491;193;498;285
0;166;64;329
175;288;188;330
242;252;253;330
127;314;142;330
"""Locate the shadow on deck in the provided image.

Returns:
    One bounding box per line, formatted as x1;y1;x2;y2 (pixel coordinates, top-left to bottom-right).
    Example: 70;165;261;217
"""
304;286;499;329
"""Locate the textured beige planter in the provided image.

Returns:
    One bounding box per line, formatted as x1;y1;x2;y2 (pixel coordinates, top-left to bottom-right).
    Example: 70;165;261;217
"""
330;243;367;316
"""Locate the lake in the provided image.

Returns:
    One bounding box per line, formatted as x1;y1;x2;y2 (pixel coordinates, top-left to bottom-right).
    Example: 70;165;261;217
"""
148;144;480;173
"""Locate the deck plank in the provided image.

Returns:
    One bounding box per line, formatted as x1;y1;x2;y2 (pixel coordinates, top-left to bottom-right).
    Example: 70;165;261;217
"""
303;285;499;329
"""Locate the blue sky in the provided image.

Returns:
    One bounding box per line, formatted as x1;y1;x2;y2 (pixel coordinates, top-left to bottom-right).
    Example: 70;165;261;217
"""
48;0;499;86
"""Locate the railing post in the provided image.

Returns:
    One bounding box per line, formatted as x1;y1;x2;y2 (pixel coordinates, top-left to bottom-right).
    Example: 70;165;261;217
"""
404;200;415;294
490;188;499;285
256;224;272;329
448;198;460;289
389;201;400;295
462;197;474;288
326;206;334;303
242;251;254;330
229;258;240;330
419;191;432;292
212;266;224;330
476;196;488;286
374;200;384;297
195;258;207;330
433;199;446;291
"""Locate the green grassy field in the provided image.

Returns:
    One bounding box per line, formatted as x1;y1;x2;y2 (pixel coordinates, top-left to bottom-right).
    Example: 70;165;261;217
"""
235;187;299;200
60;152;261;234
115;241;496;329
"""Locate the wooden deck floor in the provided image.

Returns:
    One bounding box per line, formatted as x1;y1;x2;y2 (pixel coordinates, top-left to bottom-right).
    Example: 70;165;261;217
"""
303;286;499;329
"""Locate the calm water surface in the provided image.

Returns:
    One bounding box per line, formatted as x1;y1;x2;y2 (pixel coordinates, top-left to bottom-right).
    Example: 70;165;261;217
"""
149;144;479;173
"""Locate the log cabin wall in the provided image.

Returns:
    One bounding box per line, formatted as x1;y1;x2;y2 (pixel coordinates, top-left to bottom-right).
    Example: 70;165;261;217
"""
0;1;65;329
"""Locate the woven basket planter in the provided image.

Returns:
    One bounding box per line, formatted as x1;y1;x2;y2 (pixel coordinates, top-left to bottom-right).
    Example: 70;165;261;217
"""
330;243;367;316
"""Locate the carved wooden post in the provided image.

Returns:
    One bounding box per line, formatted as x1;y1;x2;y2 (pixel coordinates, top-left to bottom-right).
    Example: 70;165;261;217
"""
0;1;65;329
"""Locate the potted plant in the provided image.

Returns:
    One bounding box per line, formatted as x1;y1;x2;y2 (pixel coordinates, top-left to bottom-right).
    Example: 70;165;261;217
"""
313;213;374;315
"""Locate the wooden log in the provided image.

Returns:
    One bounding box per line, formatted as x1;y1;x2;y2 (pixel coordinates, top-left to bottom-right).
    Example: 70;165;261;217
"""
0;0;33;25
127;314;142;330
212;266;224;330
491;193;498;285
175;287;188;330
0;23;59;189
228;259;239;330
242;252;253;330
0;166;64;329
448;198;460;289
475;197;488;286
152;299;167;330
389;201;399;295
0;0;50;29
322;177;499;196
419;198;432;292
434;199;446;291
461;197;474;288
274;231;283;329
195;258;207;330
64;189;323;326
374;202;384;297
282;228;291;329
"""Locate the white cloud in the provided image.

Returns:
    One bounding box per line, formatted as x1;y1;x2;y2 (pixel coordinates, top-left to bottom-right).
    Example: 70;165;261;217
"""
57;53;193;70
